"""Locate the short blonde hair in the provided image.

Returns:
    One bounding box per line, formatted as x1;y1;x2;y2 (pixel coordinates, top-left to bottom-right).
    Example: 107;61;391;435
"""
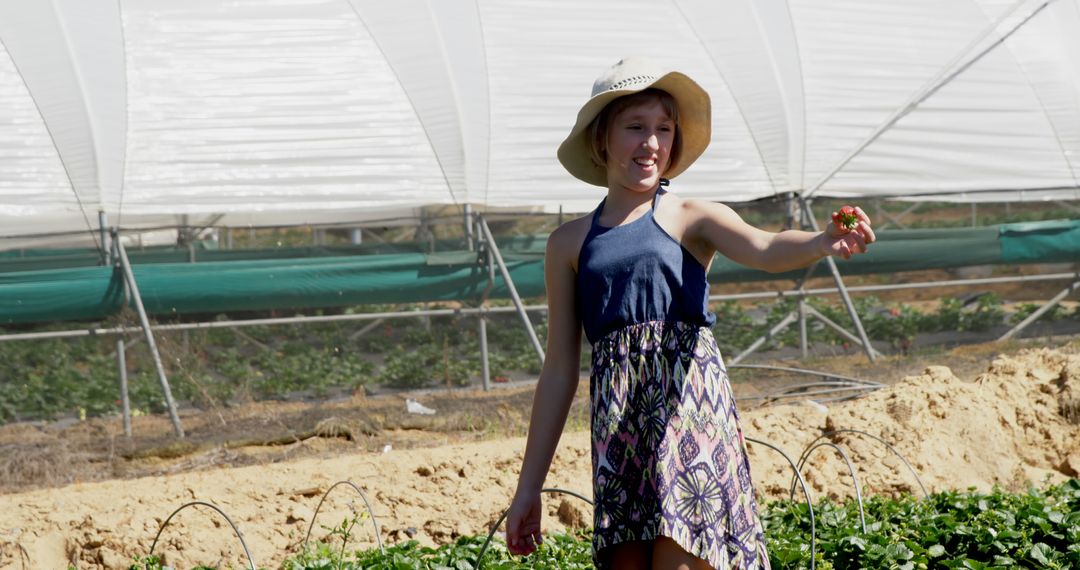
586;88;682;172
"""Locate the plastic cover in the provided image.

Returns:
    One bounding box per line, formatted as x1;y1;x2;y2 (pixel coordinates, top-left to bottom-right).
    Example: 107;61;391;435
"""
0;0;1078;246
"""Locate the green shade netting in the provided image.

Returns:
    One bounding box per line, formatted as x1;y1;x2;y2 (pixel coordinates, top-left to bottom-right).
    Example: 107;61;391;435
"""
1;220;1076;325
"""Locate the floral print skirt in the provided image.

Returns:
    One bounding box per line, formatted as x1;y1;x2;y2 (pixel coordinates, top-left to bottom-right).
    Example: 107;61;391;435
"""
589;321;770;569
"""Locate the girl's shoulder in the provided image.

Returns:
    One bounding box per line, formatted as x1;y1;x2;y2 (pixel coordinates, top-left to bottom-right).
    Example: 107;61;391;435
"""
660;191;725;215
660;192;738;226
547;213;593;271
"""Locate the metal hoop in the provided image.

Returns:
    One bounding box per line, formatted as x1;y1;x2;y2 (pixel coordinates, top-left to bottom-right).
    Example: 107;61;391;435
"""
303;480;384;554
147;501;256;570
790;442;867;533
794;429;929;499
745;436;817;570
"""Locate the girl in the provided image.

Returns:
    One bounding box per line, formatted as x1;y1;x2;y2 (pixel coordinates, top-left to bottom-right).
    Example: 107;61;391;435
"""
506;57;874;570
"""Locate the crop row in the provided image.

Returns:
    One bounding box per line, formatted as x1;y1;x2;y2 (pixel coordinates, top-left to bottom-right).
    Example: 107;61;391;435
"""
0;294;1074;424
117;478;1080;570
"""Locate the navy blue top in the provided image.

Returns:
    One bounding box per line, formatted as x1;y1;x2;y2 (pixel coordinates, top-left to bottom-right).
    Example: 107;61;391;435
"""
576;188;716;344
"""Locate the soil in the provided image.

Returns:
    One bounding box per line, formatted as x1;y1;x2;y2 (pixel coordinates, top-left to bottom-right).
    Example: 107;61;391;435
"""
1;336;1079;569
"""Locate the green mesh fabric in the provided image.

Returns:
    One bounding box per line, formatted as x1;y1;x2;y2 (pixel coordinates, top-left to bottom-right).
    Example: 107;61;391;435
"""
1;221;1073;325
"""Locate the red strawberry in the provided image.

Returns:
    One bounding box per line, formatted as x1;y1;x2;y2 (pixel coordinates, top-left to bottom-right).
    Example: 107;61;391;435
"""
831;205;859;232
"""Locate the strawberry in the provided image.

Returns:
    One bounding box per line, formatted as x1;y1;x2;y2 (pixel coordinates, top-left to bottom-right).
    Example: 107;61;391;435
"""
831;205;859;232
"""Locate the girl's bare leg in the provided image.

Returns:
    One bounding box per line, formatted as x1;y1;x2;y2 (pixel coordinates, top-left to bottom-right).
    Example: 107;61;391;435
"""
603;540;653;570
651;536;714;570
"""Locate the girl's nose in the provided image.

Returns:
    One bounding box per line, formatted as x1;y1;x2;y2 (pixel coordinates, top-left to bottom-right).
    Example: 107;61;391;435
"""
643;133;659;150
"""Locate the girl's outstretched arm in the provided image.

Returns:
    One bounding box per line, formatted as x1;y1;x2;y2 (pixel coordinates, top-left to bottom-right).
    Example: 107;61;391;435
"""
505;224;583;556
685;200;875;273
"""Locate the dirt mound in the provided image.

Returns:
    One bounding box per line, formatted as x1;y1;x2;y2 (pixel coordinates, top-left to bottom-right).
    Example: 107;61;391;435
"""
746;347;1080;501
1;347;1078;569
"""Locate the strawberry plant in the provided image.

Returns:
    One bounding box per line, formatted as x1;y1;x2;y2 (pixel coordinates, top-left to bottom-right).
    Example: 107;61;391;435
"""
933;294;1005;333
275;480;1080;570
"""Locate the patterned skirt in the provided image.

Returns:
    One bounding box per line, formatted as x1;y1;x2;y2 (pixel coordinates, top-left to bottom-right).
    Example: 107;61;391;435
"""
589;321;770;569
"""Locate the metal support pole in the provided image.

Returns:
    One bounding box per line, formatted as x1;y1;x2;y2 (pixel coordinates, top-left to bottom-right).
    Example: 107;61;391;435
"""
350;228;363;245
805;305;883;358
730;311;798;365
476;216;496;390
114;232;185;438
479;309;491;391
800;198;877;362
783;191;801;230
117;339;132;437
99;211;111;266
798;296;808;359
998;276;1080;341
478;215;545;365
464;204;474;251
877;201;921;231
347;318;385;341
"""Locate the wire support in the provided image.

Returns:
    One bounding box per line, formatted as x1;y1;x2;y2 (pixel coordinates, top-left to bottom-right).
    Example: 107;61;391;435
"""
744;437;816;570
790;442;868;534
147;501;256;570
302;480;384;555
795;429;929;500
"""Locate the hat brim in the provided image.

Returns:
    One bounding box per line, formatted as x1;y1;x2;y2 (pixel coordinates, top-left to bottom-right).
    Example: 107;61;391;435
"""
557;71;711;187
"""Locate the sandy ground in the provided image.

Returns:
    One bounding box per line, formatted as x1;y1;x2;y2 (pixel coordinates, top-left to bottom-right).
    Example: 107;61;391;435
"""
1;345;1079;569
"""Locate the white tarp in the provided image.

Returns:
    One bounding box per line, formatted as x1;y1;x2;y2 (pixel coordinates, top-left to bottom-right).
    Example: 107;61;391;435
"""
1;0;1078;243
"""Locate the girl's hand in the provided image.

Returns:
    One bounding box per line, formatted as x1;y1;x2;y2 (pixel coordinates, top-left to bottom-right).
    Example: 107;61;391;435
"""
505;490;544;556
824;205;875;259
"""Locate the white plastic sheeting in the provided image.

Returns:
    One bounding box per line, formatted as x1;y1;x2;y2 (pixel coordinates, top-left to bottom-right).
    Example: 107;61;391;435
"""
1;0;1079;243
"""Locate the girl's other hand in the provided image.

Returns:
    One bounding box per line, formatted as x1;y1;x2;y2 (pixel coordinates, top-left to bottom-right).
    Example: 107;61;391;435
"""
505;490;544;556
825;205;875;259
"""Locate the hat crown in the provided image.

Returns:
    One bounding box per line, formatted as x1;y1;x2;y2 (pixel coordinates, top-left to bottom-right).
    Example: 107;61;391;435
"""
590;57;665;97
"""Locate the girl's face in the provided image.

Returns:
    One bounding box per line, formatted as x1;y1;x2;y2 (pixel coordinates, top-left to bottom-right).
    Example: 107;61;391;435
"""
604;99;675;193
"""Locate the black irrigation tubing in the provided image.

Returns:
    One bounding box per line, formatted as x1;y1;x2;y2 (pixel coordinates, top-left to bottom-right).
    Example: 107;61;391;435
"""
791;442;868;534
743;436;816;570
303;480;384;555
147;501;256;570
477;487;593;570
798;429;930;500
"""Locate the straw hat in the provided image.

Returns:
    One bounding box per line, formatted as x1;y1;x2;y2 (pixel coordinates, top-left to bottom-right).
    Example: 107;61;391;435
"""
557;57;711;187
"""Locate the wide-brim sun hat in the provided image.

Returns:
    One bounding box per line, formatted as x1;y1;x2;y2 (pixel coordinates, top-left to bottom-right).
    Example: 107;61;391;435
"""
557;57;712;187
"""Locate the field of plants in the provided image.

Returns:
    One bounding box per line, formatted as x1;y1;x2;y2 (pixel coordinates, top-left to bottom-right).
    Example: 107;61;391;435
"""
118;479;1080;569
1;291;1076;427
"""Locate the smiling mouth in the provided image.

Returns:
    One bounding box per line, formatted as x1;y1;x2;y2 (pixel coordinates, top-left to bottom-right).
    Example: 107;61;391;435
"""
633;158;656;168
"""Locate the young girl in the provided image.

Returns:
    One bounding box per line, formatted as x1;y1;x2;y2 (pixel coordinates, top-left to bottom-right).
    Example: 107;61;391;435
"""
505;57;874;570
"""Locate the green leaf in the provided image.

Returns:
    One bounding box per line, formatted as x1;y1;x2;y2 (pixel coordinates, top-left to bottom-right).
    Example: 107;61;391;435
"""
1029;542;1054;565
928;545;946;558
886;543;915;561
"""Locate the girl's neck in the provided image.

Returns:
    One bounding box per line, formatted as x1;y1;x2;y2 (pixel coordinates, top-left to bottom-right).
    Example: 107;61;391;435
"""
603;183;659;218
